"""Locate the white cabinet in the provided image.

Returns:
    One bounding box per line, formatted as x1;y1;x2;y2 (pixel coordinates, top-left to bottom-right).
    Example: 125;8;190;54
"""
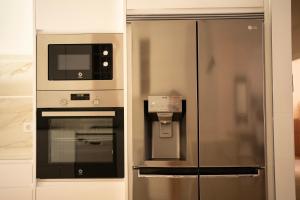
0;188;33;200
0;0;33;55
0;162;33;187
0;162;33;200
127;0;264;12
36;181;125;200
36;0;124;33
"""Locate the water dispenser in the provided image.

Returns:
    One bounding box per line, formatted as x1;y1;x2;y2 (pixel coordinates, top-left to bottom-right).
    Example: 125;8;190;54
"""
144;96;186;160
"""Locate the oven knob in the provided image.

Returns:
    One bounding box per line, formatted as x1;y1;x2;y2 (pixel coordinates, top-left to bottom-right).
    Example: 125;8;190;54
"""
103;61;109;67
60;99;68;106
103;50;109;56
93;98;100;105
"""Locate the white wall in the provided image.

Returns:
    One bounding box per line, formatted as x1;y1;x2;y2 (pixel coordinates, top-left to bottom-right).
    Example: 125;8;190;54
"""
36;0;124;33
0;0;33;55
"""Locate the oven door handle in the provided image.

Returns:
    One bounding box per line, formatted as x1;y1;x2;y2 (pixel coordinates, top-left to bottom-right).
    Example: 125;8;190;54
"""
41;111;116;117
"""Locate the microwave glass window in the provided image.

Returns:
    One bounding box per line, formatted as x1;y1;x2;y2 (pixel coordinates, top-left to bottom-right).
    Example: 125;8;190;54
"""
57;54;91;70
48;118;114;163
48;43;113;80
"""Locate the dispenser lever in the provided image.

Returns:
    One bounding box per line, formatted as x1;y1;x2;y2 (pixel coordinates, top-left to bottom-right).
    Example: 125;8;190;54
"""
157;112;173;138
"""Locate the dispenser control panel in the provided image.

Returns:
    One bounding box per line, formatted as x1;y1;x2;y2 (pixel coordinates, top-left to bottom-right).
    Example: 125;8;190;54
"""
148;96;182;113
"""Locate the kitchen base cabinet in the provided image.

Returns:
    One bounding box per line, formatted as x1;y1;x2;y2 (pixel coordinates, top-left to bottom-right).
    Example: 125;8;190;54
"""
36;182;125;200
0;188;33;200
0;162;33;187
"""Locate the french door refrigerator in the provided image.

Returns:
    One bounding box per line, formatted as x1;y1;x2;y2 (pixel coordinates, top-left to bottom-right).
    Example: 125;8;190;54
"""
128;16;265;200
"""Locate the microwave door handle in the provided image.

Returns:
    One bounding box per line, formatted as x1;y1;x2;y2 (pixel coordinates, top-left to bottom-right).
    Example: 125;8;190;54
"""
41;111;116;117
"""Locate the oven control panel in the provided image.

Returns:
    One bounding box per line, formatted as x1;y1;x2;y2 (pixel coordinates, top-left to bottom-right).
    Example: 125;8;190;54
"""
71;93;90;101
37;90;123;108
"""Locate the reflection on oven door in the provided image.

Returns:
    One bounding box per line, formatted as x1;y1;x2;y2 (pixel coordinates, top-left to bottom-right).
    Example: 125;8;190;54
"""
76;132;113;163
50;129;76;163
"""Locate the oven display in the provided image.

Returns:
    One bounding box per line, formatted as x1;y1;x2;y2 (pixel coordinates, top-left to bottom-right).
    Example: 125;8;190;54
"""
71;93;90;100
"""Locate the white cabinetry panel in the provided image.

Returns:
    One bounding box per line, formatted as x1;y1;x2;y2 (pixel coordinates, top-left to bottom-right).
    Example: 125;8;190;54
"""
36;0;124;33
127;0;263;11
0;0;33;55
0;162;33;187
36;181;125;200
0;188;32;200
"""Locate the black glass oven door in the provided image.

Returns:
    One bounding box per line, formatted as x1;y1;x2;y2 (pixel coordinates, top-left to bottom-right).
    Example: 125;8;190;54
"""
37;108;124;178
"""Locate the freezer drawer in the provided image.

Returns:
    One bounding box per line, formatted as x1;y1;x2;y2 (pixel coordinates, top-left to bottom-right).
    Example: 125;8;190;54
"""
132;169;198;200
199;170;265;200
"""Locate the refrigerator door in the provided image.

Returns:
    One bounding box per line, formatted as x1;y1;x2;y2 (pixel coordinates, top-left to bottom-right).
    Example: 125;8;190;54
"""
130;20;198;167
197;19;265;167
199;169;265;200
133;169;198;200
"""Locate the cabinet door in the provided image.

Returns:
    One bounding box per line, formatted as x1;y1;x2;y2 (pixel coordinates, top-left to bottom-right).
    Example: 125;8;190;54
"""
127;0;263;11
0;163;33;187
0;188;33;200
36;0;124;33
36;182;125;200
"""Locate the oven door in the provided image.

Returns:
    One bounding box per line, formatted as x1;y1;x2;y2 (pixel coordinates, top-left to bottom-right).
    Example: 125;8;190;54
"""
37;108;124;179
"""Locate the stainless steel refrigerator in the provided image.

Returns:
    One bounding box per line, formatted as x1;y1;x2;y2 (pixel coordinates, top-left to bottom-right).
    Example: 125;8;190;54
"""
128;17;265;200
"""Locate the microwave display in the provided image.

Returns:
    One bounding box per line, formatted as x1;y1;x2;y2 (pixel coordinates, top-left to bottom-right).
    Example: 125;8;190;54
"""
48;44;113;80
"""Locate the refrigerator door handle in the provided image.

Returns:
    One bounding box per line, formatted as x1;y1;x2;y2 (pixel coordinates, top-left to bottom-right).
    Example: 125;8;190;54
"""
138;172;198;179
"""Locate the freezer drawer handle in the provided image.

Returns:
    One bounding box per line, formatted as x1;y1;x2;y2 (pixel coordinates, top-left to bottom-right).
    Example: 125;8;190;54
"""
199;168;261;178
41;111;116;117
137;168;198;178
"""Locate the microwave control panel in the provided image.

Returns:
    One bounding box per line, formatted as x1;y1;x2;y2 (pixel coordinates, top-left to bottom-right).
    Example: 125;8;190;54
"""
98;44;113;80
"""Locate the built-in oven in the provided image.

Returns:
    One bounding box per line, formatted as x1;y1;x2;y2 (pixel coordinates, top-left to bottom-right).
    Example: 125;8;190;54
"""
36;91;124;179
37;33;123;91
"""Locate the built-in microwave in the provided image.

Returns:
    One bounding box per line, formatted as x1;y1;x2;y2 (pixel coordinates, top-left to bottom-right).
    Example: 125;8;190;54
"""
36;91;124;179
37;33;123;91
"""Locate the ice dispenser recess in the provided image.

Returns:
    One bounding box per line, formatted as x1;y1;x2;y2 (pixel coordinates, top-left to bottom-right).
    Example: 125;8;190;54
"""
144;96;186;160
